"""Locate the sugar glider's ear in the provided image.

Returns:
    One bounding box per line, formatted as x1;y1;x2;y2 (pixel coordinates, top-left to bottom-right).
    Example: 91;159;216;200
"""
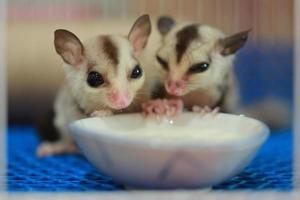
128;14;151;55
157;16;175;36
54;29;84;66
219;29;251;56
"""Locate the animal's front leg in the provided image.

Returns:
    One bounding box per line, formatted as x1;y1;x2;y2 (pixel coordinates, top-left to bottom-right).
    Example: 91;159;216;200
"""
37;141;79;157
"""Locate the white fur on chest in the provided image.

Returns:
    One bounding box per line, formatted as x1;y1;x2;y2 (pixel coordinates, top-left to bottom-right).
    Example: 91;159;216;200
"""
53;84;85;141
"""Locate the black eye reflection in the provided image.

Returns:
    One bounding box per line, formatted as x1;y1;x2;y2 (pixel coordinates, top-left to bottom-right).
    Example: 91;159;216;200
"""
188;62;210;74
130;64;143;79
87;71;104;87
156;55;169;70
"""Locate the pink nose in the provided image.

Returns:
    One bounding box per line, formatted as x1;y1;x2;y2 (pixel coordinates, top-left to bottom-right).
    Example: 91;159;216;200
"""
165;79;186;96
108;90;131;109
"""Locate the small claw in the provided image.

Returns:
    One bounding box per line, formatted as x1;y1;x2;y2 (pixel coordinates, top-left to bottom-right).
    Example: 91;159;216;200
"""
153;107;161;114
192;105;207;116
90;112;97;117
167;107;176;117
211;107;220;116
166;99;183;117
203;105;211;113
192;105;219;116
192;105;202;112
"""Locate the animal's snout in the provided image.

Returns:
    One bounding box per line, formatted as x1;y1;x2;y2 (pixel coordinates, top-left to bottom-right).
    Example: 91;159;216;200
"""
165;79;187;96
108;90;132;109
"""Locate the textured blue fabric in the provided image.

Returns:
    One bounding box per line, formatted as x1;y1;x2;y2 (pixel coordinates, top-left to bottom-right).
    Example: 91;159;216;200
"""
7;125;292;191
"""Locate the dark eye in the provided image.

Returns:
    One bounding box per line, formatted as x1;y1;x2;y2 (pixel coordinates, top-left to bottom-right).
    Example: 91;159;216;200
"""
87;71;104;87
156;55;168;70
130;65;143;79
188;62;210;74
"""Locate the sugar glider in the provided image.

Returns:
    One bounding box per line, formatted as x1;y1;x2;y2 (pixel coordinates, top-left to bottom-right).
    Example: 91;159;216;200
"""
143;16;248;117
36;14;152;157
143;16;290;128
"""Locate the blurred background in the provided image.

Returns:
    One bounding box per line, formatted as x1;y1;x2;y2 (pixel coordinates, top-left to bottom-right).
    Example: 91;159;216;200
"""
7;0;293;124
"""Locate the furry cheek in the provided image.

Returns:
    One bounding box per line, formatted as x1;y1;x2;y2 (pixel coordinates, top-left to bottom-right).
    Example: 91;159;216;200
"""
128;75;145;99
185;72;212;92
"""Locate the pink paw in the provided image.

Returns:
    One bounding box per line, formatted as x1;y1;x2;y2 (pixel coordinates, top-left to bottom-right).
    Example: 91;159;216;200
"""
142;99;183;118
192;105;220;116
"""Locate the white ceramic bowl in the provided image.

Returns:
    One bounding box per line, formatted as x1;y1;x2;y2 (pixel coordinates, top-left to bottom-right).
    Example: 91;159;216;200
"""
70;113;269;189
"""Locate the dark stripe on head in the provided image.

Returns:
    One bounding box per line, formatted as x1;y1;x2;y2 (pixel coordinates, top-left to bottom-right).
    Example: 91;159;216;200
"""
176;24;199;63
102;36;118;66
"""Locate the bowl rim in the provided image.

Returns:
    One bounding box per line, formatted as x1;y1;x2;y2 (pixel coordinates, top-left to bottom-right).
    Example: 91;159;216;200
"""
69;112;270;150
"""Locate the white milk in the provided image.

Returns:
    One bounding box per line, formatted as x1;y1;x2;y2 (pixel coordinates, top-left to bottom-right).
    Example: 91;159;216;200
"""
118;127;245;144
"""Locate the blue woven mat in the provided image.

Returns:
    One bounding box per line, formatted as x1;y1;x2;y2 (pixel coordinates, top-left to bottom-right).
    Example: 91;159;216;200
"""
7;125;293;191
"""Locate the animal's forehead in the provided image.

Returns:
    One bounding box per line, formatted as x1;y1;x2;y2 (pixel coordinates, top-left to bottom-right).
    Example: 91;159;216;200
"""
159;23;225;64
163;24;225;50
84;35;133;67
165;23;224;42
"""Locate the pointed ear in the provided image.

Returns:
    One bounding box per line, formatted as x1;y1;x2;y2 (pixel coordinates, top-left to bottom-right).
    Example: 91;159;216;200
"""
54;29;84;66
157;16;175;36
219;29;251;56
128;14;151;55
